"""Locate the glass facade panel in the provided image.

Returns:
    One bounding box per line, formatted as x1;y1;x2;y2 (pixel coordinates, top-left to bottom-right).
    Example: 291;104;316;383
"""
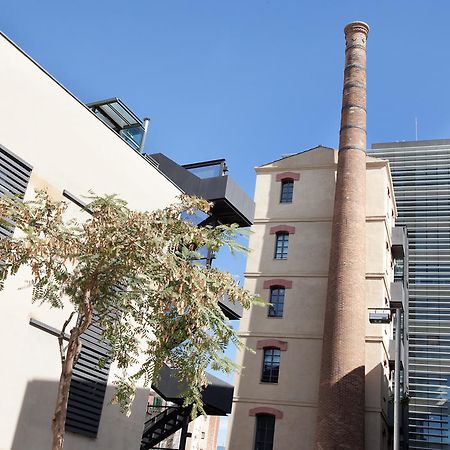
371;141;450;449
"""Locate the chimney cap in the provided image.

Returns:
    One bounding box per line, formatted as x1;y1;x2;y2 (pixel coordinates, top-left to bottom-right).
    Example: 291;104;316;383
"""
344;21;370;36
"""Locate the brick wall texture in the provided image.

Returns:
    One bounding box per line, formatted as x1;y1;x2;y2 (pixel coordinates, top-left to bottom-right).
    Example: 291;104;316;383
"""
315;21;370;450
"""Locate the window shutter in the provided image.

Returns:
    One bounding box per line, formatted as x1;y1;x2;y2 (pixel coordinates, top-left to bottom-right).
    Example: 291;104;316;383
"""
65;315;111;438
0;145;32;237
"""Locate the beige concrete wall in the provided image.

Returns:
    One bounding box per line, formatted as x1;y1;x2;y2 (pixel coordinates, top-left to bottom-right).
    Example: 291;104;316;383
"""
253;169;335;221
228;149;395;450
245;222;332;276
0;34;182;450
240;277;327;338
229;402;316;450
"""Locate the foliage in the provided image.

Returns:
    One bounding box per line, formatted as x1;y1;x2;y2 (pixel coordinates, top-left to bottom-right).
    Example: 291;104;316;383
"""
0;191;259;417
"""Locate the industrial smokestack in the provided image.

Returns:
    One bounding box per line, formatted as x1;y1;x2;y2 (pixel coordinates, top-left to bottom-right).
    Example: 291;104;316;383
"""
315;21;369;450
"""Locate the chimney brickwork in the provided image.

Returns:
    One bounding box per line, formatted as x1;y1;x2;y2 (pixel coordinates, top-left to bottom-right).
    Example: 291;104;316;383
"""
315;21;370;450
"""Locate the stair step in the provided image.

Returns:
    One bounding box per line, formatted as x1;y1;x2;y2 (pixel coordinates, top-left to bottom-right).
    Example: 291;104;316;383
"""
141;406;195;450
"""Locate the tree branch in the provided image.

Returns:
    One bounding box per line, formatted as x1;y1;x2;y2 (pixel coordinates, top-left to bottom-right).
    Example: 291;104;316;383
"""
58;311;76;367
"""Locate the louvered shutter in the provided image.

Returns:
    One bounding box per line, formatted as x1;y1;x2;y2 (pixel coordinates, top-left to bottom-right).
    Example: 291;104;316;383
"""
0;145;32;237
65;315;111;437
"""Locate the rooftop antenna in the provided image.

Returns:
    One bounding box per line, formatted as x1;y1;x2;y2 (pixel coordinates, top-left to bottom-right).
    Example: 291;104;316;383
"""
415;117;418;141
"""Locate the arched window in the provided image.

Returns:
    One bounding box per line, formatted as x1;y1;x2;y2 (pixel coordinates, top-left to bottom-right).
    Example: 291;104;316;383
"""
254;414;275;450
268;287;285;317
261;347;281;383
280;179;294;203
274;232;289;260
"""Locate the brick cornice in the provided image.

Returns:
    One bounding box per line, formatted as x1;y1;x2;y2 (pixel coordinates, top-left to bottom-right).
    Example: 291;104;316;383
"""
256;339;288;351
249;406;283;419
263;279;292;289
269;225;296;235
276;171;300;182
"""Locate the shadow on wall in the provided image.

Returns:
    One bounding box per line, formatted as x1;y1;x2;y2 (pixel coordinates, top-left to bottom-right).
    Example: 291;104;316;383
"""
11;379;148;450
319;363;392;450
365;362;393;450
313;363;391;450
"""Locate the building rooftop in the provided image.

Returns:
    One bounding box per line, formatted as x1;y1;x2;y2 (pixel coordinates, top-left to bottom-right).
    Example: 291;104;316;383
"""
372;138;450;149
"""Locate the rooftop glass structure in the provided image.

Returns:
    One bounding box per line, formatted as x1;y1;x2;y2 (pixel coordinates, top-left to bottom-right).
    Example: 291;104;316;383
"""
87;98;145;151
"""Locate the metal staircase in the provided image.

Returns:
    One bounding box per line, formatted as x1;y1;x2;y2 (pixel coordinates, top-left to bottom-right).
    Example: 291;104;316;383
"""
140;364;234;450
140;406;191;450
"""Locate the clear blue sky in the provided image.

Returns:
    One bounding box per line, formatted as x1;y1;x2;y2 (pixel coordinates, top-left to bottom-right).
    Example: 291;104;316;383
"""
4;0;450;198
3;0;450;444
5;0;449;280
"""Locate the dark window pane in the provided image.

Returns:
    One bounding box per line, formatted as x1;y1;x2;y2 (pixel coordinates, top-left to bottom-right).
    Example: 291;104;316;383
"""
274;233;289;260
268;287;285;317
254;414;275;450
280;180;294;203
261;348;281;383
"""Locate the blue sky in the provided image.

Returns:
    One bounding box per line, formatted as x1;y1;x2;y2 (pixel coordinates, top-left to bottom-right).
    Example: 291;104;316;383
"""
3;0;450;445
4;0;450;199
5;0;450;284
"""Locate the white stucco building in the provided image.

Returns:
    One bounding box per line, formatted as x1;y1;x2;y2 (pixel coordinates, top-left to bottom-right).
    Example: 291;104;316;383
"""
0;32;253;450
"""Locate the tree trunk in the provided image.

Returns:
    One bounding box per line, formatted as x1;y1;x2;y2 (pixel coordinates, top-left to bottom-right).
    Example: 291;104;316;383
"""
51;327;80;450
51;295;93;450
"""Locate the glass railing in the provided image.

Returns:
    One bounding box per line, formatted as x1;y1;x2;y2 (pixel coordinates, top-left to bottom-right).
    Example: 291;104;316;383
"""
183;160;227;179
119;125;144;151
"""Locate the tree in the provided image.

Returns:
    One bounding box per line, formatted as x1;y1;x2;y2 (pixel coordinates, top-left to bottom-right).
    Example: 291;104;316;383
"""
0;191;258;450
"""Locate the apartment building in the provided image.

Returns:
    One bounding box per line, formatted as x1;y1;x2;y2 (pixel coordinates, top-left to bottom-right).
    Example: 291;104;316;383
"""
0;32;253;450
371;139;450;450
227;145;408;450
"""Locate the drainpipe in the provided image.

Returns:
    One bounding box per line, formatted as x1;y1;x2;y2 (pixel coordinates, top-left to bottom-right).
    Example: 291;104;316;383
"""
315;21;369;450
139;117;151;153
394;308;401;450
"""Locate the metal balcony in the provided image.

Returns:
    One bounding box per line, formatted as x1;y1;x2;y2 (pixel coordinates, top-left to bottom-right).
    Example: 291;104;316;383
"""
390;281;405;310
152;364;234;416
219;292;243;320
150;153;254;227
388;338;405;370
142;364;234;449
392;226;407;259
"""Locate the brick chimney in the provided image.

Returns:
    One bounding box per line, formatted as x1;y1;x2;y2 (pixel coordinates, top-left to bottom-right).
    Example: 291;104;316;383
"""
315;21;369;450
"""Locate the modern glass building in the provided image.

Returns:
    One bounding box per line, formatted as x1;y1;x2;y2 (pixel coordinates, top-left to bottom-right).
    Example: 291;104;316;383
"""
371;139;450;449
